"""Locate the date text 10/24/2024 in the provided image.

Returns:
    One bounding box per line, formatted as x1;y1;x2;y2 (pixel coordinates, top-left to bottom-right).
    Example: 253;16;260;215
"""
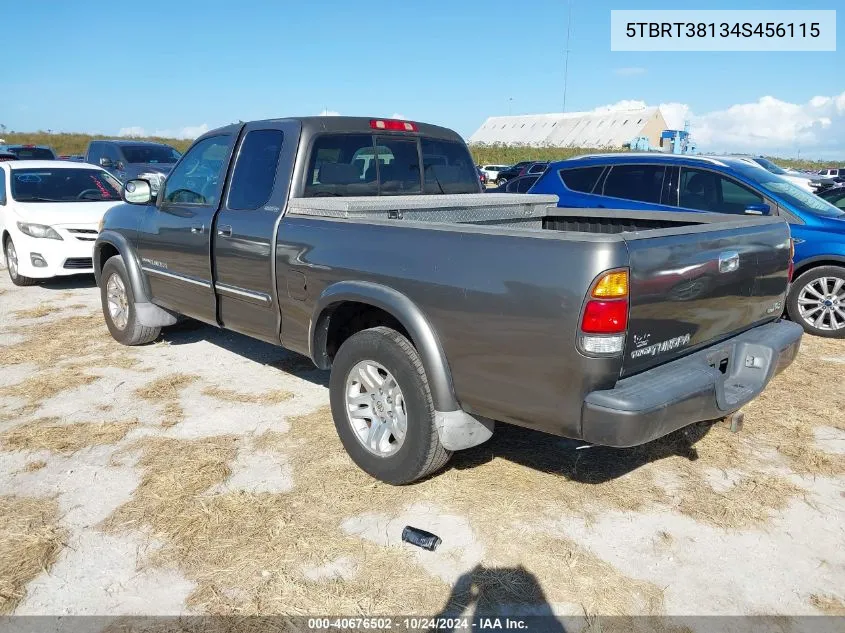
307;617;530;630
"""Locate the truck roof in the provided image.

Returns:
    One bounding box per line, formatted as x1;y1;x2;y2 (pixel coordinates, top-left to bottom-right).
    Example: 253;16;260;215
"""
199;116;465;143
89;139;175;146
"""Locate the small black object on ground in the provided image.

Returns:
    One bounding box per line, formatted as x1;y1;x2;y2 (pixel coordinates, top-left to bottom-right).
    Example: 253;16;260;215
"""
402;526;441;551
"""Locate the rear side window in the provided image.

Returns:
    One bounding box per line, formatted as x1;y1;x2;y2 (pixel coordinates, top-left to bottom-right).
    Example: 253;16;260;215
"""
376;137;421;195
528;163;547;174
304;134;478;196
506;175;539;193
420;138;478;194
9;147;55;160
228;129;284;210
305;134;378;197
559;166;604;193
603;164;666;204
0;169;5;204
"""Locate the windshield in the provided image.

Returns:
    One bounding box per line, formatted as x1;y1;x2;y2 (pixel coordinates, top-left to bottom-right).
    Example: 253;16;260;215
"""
11;168;122;202
8;147;55;160
753;157;788;175
120;145;181;164
736;164;844;218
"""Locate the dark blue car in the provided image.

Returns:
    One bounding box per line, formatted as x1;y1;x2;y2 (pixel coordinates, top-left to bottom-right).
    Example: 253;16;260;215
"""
530;153;845;338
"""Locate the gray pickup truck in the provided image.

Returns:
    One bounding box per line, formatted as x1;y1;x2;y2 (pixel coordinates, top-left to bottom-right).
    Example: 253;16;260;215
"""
93;116;803;484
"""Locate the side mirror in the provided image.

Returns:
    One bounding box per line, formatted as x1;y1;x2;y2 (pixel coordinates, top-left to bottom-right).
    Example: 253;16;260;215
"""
123;179;152;205
99;157;113;168
744;203;770;216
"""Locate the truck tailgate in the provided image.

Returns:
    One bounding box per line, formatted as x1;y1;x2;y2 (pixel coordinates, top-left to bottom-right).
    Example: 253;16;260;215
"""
622;219;791;377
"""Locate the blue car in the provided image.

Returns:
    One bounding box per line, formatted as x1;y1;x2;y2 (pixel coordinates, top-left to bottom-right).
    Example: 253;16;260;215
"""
530;153;845;338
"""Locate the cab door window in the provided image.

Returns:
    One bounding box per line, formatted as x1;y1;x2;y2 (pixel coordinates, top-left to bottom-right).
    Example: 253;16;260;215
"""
162;136;231;206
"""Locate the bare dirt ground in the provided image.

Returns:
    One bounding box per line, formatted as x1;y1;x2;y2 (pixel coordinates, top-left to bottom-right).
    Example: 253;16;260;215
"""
0;268;843;626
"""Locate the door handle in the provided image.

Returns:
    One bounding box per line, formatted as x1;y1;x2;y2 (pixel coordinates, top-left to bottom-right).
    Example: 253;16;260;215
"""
217;224;233;237
190;225;205;234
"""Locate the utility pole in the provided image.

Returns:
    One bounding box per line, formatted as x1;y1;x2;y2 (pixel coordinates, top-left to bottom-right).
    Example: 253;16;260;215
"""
562;0;572;113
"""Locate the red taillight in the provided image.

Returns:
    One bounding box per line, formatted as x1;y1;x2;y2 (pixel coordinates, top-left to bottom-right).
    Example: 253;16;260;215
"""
581;300;628;334
370;119;418;132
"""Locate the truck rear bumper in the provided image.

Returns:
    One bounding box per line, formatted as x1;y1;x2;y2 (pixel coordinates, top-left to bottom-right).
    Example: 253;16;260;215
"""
580;319;803;447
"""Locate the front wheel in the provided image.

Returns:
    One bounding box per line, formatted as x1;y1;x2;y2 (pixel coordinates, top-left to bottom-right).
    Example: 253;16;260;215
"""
786;265;845;338
496;177;508;186
329;326;452;484
4;237;38;286
100;256;161;345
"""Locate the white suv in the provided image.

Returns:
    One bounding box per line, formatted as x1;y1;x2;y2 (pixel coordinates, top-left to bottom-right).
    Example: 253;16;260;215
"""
1;160;123;285
479;164;510;183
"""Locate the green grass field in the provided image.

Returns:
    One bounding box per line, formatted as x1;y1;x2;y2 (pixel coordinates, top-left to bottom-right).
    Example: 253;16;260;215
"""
1;132;193;156
1;131;837;171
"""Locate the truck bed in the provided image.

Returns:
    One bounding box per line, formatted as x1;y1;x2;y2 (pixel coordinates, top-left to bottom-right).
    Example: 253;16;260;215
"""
284;193;792;381
287;193;766;237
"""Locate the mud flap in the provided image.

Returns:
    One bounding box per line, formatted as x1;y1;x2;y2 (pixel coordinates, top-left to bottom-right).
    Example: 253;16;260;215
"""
434;410;495;451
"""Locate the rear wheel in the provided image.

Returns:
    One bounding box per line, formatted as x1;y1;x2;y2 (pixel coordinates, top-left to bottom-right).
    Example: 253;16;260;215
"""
787;266;845;338
496;177;508;186
329;326;451;484
4;237;38;286
100;256;161;345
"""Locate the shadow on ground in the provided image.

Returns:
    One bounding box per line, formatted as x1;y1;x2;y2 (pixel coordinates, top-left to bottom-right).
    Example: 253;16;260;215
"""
157;319;712;485
434;564;565;628
159;320;329;388
450;419;710;485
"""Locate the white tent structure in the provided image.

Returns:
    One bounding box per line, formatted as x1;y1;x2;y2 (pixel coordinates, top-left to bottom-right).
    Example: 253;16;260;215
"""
469;107;668;149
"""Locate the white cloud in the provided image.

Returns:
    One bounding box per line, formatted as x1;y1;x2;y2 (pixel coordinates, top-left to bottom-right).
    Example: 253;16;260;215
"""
390;113;407;120
319;109;340;117
117;124;209;140
614;67;646;77
590;92;845;157
118;126;146;137
688;94;845;155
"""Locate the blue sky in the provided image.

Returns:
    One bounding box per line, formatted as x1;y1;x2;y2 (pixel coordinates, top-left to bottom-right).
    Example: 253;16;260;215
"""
1;0;842;156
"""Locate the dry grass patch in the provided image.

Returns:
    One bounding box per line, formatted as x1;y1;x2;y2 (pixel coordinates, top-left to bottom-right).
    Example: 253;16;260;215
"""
98;334;842;616
22;460;47;473
201;387;292;405
251;430;289;453
0;418;137;455
135;374;200;428
0;367;98;404
0;313;140;371
810;593;845;615
0;495;66;614
102;408;668;616
11;303;60;319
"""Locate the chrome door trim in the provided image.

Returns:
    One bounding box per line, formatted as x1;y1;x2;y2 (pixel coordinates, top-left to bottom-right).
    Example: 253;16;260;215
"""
141;265;212;289
214;281;272;305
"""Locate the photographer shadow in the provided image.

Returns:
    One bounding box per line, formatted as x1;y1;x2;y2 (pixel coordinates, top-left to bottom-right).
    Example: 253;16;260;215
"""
433;564;567;632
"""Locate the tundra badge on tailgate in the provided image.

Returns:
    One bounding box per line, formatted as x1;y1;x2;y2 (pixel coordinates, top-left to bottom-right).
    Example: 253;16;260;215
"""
630;333;692;359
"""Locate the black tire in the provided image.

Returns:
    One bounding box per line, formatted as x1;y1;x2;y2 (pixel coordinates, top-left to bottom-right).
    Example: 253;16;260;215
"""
3;236;38;286
496;177;508;186
787;265;845;339
100;256;161;345
329;326;452;484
